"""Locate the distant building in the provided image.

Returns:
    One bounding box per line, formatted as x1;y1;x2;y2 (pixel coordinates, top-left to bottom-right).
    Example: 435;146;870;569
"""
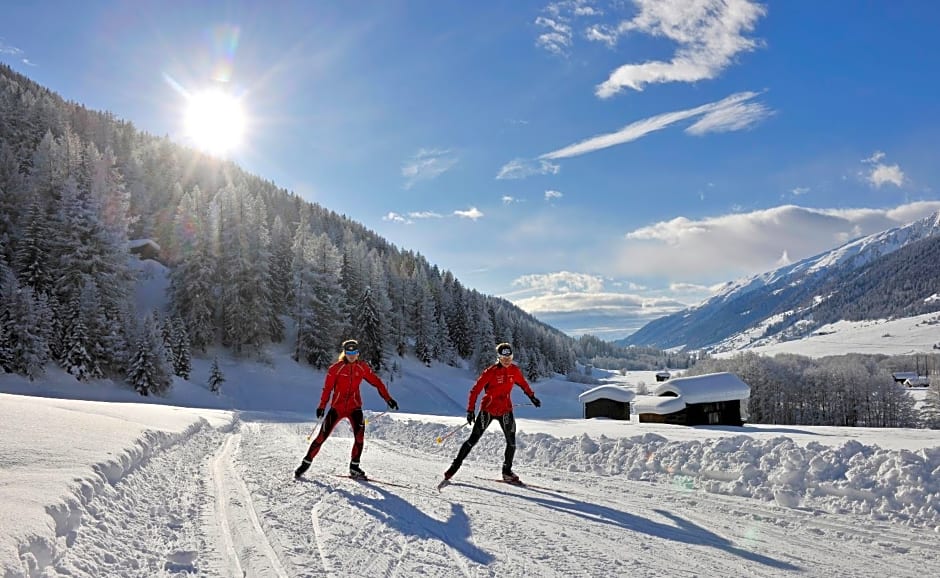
634;372;750;426
655;371;671;382
578;385;636;420
128;239;163;263
903;376;930;388
892;372;919;384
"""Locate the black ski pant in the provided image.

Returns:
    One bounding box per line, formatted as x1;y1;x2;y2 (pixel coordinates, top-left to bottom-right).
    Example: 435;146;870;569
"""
448;411;516;474
303;408;366;463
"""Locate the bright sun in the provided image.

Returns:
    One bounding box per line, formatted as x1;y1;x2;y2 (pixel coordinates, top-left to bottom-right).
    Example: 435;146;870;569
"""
184;89;246;155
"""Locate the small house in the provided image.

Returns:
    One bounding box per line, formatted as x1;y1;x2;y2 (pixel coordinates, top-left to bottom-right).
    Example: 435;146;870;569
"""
634;372;750;426
128;238;163;263
892;372;918;384
655;371;671;382
578;385;636;420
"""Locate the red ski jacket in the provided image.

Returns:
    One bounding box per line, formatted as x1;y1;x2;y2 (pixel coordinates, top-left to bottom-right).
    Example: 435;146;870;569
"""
467;362;534;417
319;359;392;416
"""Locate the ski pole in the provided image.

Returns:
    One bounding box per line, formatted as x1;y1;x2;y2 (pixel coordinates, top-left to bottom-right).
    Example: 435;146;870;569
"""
305;418;324;442
513;402;534;409
435;422;468;444
365;410;389;425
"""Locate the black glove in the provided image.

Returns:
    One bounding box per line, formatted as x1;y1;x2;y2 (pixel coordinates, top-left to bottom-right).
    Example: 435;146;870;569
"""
387;398;398;410
316;407;325;419
529;395;541;408
466;410;475;425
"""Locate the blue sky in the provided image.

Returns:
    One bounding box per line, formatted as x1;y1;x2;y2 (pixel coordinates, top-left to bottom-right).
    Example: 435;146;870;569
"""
4;0;940;340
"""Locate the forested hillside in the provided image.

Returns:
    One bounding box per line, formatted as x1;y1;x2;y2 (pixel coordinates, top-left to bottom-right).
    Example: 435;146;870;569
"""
1;64;591;392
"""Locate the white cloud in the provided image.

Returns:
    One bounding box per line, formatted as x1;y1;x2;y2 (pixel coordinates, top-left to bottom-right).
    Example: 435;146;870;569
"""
502;195;522;204
544;189;563;200
594;0;767;98
401;148;458;189
685;101;773;135
535;1;602;55
409;211;443;219
861;152;905;189
0;42;23;56
613;202;940;280
535;16;573;55
496;158;560;180
540;91;769;160
454;207;484;220
790;187;810;196
382;212;411;224
511;271;605;293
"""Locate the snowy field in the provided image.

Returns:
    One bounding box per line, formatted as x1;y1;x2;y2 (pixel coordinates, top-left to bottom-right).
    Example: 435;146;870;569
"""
1;350;939;577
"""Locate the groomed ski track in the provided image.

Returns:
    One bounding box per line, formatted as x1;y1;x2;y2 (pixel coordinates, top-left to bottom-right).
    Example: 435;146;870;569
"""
43;415;940;577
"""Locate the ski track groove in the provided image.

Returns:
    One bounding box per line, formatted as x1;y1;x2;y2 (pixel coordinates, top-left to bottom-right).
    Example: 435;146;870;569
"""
309;497;334;576
212;431;290;578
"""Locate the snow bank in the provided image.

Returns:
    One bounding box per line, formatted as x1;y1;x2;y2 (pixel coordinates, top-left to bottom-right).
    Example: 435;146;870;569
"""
0;394;234;578
368;417;940;529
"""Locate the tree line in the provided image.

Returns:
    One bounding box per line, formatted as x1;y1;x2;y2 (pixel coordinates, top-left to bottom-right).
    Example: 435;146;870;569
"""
687;352;940;428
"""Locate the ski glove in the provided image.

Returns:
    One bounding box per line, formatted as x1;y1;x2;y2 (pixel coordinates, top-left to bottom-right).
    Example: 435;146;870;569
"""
467;410;475;425
528;394;541;408
387;398;399;411
316;407;325;419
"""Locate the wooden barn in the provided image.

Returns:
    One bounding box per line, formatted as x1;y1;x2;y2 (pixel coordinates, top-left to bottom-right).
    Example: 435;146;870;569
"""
578;385;636;420
633;372;750;426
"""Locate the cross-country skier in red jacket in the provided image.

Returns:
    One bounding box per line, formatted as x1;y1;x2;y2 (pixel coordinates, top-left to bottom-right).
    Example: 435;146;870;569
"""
294;339;398;480
442;342;540;484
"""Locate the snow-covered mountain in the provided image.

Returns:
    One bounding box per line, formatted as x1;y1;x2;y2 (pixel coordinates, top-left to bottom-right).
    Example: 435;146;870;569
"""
621;210;940;351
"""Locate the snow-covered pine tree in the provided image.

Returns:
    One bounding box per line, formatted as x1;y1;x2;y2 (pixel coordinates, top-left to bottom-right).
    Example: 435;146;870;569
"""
168;222;216;351
1;262;52;380
307;232;345;367
171;316;191;379
470;299;496;374
61;290;97;381
126;312;172;396
208;357;225;394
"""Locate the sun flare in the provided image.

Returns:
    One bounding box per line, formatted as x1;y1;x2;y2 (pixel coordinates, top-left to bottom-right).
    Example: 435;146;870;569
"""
184;89;246;155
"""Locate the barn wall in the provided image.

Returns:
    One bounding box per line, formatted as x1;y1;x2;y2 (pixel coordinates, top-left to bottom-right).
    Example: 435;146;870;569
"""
584;399;631;420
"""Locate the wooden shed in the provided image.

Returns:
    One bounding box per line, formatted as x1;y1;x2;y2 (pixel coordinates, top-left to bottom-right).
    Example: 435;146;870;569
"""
578;385;636;420
634;372;750;426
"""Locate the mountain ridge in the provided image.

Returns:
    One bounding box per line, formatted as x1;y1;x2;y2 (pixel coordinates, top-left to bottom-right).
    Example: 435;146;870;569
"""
619;210;940;352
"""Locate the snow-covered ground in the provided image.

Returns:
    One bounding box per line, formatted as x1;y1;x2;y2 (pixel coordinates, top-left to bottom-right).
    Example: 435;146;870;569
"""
2;348;939;577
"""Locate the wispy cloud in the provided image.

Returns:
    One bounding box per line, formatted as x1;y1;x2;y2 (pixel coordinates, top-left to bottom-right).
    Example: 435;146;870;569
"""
496;158;560;180
790;187;810;196
540;91;770;160
544;190;563;201
502;195;523;204
401;148;458;189
454;207;484;220
594;0;767;98
383;210;450;225
0;39;33;66
382;212;411;224
535;1;601;55
861;151;905;188
685;101;774;135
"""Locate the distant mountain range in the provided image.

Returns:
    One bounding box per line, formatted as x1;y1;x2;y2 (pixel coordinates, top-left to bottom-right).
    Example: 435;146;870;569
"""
618;210;940;352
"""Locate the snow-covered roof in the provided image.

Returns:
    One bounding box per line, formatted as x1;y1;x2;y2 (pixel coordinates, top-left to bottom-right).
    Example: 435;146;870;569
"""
578;385;636;404
127;238;162;251
632;395;686;415
652;372;750;404
892;371;918;380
